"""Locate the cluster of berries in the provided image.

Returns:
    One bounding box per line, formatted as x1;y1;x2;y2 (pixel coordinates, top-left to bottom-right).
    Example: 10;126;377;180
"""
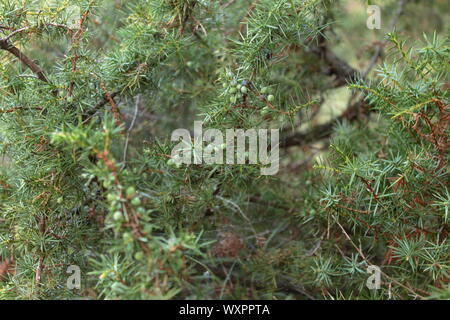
224;79;251;104
107;187;145;223
259;86;275;102
222;72;276;115
225;80;274;100
259;86;275;115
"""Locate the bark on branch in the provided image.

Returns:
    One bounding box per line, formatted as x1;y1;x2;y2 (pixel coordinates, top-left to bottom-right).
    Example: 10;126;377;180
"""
0;39;49;83
281;100;369;148
310;35;360;88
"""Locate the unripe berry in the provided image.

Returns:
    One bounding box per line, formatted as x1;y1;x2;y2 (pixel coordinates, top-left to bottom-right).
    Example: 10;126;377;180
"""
261;106;271;115
267;94;275;102
113;211;123;221
122;232;133;243
261;87;269;94
126;186;136;197
131;197;141;206
240;86;248;94
134;251;145;261
229;87;237;94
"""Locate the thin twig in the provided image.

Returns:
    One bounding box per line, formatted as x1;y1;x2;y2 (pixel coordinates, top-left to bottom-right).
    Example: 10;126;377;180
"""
122;94;141;168
0;39;49;83
0;24;71;42
333;217;426;299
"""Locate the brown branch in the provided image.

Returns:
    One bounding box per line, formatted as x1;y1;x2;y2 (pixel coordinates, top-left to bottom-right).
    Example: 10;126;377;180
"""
281;0;410;150
285;0;411;149
83;89;121;122
0;39;49;83
100;82;123;127
281;100;369;148
310;36;360;88
0;23;79;92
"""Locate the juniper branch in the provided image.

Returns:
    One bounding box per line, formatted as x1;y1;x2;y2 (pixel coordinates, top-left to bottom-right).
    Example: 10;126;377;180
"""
0;39;49;83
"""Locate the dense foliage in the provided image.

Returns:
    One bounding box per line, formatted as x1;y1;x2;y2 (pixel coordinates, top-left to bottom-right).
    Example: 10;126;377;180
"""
0;0;448;299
